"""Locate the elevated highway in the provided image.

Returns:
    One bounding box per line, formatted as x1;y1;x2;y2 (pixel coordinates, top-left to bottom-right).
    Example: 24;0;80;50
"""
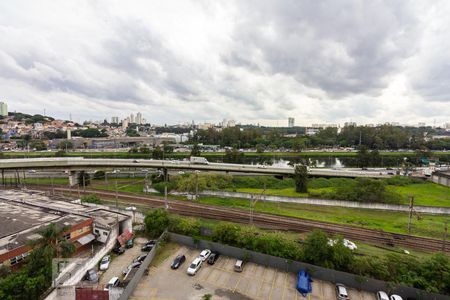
0;158;391;178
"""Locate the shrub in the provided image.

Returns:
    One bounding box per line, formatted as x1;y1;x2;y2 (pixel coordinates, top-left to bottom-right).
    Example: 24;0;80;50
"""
81;194;102;204
144;209;169;237
168;215;201;236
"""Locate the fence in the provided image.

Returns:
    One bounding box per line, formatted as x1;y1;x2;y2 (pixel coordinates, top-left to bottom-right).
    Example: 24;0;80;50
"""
168;232;450;300
118;231;166;300
432;171;450;188
185;190;450;215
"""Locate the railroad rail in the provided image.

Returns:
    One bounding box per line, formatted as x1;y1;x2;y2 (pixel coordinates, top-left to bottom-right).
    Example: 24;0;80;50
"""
24;186;450;253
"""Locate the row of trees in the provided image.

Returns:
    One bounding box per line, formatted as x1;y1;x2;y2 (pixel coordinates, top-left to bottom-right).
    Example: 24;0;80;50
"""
192;124;450;150
144;210;450;294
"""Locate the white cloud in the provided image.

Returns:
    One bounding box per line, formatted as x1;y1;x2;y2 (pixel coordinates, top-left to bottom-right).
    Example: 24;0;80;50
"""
0;0;449;126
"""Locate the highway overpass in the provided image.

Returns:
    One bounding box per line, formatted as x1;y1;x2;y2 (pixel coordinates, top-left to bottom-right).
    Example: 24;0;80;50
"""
0;158;392;178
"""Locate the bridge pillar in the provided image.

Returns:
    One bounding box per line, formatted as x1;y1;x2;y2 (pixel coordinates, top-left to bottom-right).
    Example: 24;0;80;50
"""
68;171;78;186
163;168;168;182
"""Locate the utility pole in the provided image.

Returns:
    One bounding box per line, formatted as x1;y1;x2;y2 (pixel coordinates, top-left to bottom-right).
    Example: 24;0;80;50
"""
443;221;448;252
408;195;414;235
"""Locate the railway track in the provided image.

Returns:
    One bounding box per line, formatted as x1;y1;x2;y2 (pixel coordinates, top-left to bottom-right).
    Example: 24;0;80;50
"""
23;185;450;253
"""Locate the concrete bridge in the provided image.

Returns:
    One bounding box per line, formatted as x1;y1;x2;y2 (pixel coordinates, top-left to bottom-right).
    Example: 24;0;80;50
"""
0;157;392;179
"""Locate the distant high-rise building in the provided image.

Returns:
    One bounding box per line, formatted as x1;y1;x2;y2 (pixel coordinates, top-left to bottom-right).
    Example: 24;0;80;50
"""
344;122;357;127
111;116;119;124
288;117;295;127
122;118;129;130
130;113;135;123
136;112;142;125
0;102;8;117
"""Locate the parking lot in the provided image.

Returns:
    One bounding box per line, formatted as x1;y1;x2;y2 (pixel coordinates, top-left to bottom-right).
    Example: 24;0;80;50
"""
98;237;147;285
130;244;377;300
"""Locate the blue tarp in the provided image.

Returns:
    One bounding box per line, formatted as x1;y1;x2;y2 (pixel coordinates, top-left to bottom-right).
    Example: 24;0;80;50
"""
296;270;312;297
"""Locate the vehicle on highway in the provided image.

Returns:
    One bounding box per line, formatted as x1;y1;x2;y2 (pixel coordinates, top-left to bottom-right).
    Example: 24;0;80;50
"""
187;257;202;275
171;254;186;269
84;269;99;283
105;277;120;290
296;270;312;297
376;291;389;300
190;156;209;165
234;259;244;272
390;295;403;300
99;255;111;271
335;283;349;300
199;249;211;261
134;254;147;263
133;160;139;163
113;246;125;255
207;251;220;265
122;261;141;275
126;239;134;249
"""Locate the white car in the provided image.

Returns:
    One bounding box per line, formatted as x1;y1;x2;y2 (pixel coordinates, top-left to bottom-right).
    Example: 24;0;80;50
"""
199;249;211;261
390;295;403;300
187;257;202;275
99;255;111;271
376;291;389;300
104;277;120;290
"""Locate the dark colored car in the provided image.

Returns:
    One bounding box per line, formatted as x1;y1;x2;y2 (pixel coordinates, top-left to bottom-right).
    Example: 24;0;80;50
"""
207;251;220;265
171;254;186;269
145;240;157;246
113;246;125;255
141;244;154;252
84;269;99;283
126;239;134;249
134;254;147;263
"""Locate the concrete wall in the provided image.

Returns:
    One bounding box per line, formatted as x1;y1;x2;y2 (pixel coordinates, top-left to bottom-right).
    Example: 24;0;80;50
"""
168;233;450;300
432;172;450;188
118;232;166;300
190;190;450;215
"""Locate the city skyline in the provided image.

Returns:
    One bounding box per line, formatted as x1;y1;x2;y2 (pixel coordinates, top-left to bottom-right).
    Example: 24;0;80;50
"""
2;1;450;126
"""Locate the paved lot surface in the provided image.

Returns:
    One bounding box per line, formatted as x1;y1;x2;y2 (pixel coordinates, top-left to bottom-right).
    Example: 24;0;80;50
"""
129;244;377;300
99;237;147;285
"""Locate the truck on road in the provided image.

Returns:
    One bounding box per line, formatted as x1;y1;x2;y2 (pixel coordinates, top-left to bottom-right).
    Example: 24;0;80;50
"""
190;156;209;165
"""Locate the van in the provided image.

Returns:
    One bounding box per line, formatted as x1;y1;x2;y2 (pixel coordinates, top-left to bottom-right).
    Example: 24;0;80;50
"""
234;259;244;272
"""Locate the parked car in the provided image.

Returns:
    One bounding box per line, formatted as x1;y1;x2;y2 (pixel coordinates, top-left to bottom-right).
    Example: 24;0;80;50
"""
99;255;111;271
171;254;186;269
335;283;349;300
122;261;141;275
105;277;120;290
199;249;211;261
390;295;403;300
187;257;202;275
234;259;244;272
84;269;99;283
376;291;389;300
141;244;154;252
207;251;220;265
126;239;134;249
113;246;125;255
134;254;147;263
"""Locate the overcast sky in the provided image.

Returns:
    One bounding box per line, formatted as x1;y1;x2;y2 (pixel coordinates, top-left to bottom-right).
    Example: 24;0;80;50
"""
1;1;450;126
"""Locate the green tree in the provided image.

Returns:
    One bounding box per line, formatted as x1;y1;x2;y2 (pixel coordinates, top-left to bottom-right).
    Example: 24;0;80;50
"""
294;165;308;193
57;140;73;151
212;223;241;245
152;146;164;159
302;230;334;268
126;128;140;137
144;209;170;237
190;144;201;156
356;145;371;168
223;148;243;163
29;140;47;151
93;170;105;180
29;223;75;258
